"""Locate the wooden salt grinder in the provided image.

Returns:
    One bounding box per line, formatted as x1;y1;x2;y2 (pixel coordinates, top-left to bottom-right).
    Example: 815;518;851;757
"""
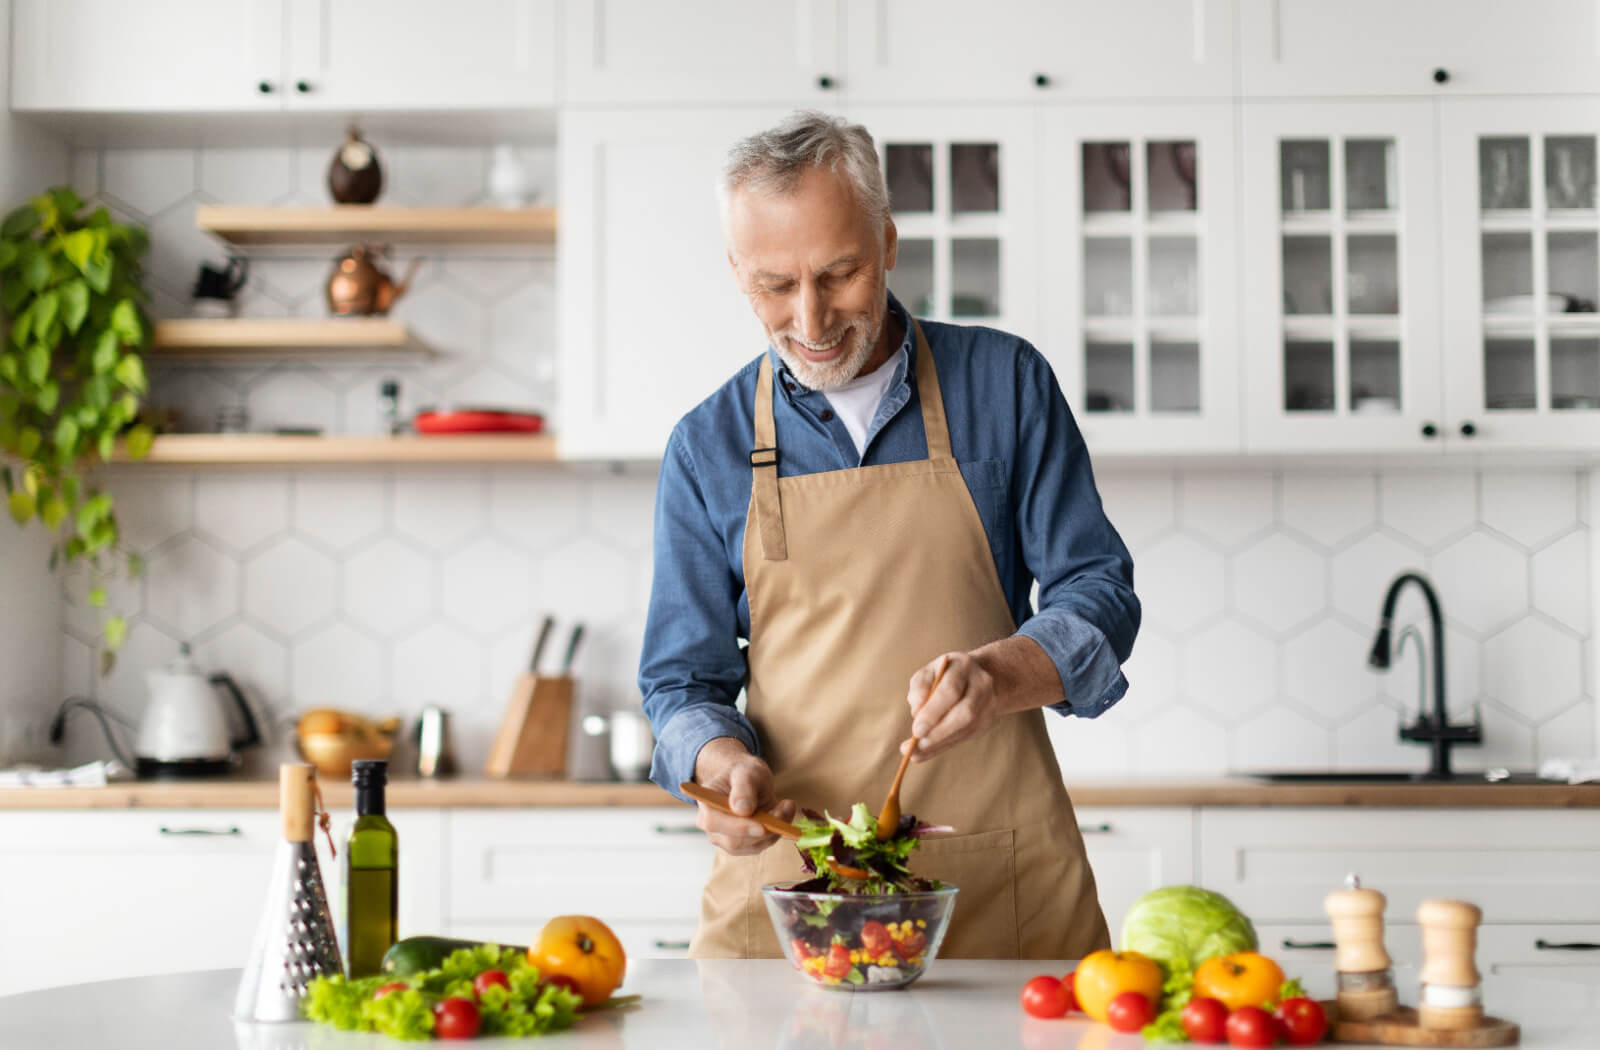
1417;898;1484;1031
1325;877;1399;1020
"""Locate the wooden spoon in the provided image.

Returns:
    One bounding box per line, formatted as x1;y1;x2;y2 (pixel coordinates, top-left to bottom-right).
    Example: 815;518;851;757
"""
679;781;872;880
876;654;950;839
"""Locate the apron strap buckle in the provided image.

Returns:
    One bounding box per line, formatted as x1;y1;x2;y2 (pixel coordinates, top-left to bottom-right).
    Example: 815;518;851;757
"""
749;447;778;469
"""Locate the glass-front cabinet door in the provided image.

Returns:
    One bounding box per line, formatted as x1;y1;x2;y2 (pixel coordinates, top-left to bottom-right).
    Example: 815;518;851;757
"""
1241;102;1442;451
853;108;1040;347
1040;106;1239;452
1440;101;1600;448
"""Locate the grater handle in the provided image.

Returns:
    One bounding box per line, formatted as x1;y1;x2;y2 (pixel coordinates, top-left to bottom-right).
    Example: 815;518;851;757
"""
280;763;316;842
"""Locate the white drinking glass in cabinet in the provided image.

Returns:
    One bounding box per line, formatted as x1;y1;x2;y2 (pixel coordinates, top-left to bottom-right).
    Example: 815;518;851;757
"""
1441;100;1600;447
1242;103;1441;451
859;108;1039;345
1041;107;1239;453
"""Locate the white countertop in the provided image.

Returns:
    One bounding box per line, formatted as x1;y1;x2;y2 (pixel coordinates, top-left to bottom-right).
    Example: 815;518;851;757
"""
2;960;1597;1049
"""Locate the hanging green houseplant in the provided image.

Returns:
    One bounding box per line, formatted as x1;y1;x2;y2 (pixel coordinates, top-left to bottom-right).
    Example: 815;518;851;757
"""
0;186;156;668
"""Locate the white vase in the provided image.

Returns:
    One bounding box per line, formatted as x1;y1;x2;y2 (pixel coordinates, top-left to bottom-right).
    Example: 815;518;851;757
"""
487;144;532;207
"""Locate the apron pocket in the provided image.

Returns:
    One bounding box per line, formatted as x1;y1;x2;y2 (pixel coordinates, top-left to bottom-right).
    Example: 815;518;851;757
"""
912;828;1019;959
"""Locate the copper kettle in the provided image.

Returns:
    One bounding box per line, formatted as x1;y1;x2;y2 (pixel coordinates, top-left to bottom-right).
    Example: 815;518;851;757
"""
325;245;422;317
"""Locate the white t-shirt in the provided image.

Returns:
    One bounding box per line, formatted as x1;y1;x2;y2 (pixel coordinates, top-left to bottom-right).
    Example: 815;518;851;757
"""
824;347;905;459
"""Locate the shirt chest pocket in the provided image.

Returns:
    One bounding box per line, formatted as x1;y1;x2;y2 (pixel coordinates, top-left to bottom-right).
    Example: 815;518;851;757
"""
957;459;1010;578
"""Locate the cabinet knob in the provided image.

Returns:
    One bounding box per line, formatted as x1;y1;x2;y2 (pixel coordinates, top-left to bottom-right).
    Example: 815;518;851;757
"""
1459;420;1477;437
257;81;274;95
295;79;313;94
1033;73;1050;88
1421;422;1438;438
816;75;835;90
1432;67;1450;85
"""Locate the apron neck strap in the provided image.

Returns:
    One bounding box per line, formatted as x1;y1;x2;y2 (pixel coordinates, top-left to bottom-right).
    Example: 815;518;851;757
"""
909;320;953;460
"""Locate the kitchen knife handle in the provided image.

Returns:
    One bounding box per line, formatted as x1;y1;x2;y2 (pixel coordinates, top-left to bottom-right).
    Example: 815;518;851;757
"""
159;825;242;837
1536;938;1600;951
1281;938;1336;950
1077;822;1113;834
529;615;555;672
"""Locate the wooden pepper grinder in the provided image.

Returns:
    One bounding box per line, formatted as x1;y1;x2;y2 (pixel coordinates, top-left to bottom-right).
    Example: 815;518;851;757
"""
1325;874;1399;1020
1417;899;1484;1031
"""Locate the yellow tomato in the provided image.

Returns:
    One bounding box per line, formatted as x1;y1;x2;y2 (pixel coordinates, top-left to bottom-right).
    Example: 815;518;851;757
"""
1073;949;1164;1023
528;915;627;1007
1192;951;1285;1011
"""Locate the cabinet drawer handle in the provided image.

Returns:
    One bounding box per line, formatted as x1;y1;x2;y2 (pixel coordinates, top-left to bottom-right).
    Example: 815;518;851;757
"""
652;939;691;950
1536;938;1600;951
1281;938;1335;950
652;823;703;836
159;825;242;837
1078;822;1113;834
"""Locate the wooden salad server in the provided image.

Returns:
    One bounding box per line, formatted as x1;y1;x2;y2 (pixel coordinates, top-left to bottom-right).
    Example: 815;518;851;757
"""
679;781;871;880
876;654;951;839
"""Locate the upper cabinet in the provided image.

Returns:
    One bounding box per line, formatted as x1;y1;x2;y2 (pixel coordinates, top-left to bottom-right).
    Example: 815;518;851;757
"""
560;0;841;106
1239;0;1600;97
843;0;1235;103
10;0;555;112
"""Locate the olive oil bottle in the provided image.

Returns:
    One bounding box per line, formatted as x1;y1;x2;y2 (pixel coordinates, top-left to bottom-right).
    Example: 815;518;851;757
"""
346;759;398;977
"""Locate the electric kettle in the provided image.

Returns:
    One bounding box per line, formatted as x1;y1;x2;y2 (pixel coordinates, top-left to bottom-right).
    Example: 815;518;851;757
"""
134;644;261;779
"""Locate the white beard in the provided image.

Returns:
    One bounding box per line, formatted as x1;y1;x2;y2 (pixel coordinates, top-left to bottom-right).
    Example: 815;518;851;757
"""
771;314;881;391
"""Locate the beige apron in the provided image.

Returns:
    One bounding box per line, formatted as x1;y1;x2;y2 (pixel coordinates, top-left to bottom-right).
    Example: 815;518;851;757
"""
688;322;1110;960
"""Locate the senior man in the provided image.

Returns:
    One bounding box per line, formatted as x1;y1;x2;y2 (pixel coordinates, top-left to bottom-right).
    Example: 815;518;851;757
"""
639;111;1140;960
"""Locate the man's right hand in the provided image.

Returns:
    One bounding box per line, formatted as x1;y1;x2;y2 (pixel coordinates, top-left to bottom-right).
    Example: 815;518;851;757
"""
691;737;797;856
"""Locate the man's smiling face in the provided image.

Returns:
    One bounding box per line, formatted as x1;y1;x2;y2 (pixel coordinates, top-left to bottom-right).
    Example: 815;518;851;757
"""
726;165;898;391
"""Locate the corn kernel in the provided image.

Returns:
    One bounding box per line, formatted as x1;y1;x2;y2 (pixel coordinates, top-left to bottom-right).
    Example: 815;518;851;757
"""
916;919;926;928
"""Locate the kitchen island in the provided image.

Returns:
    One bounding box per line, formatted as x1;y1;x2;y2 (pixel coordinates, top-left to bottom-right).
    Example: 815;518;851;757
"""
1;959;1594;1049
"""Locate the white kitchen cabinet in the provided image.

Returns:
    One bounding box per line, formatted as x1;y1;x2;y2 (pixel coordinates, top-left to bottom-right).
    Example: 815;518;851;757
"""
842;0;1235;104
1240;102;1446;452
557;107;799;459
1238;0;1600;98
10;0;282;112
1074;807;1196;935
1197;808;1600;926
560;0;841;107
1439;99;1600;448
1040;105;1241;451
10;0;554;113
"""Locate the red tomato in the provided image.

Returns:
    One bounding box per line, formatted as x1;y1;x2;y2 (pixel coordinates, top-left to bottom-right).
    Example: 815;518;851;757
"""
859;921;892;956
892;930;928;960
372;981;407;1000
541;974;579;995
1226;1005;1278;1049
789;938;815;961
1019;975;1072;1019
1182;996;1230;1043
1059;970;1079;1013
1106;991;1155;1033
1275;997;1328;1046
472;969;511;997
823;942;852;979
433;997;482;1040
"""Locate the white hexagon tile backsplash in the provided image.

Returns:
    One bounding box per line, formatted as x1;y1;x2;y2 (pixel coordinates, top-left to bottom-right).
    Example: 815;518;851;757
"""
46;146;1599;780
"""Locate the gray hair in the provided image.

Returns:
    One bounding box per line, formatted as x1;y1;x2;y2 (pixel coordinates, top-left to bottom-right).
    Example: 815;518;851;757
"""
719;111;891;232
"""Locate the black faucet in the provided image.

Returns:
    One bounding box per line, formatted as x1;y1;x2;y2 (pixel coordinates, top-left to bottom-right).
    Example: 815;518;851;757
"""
1367;571;1481;778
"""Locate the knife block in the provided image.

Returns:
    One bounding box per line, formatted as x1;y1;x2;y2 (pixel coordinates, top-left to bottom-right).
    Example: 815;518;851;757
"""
485;672;573;778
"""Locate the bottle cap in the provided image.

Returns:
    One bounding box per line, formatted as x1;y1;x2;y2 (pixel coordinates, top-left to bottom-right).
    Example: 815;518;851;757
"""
352;758;388;788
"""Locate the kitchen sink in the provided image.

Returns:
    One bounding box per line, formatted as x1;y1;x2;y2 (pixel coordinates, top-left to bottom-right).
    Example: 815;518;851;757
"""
1241;769;1550;784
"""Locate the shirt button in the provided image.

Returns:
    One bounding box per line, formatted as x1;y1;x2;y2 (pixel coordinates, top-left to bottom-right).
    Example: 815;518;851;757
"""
784;381;795;392
820;409;834;422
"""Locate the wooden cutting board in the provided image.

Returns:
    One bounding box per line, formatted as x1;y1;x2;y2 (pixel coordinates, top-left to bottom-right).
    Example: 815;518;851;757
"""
1326;1003;1519;1047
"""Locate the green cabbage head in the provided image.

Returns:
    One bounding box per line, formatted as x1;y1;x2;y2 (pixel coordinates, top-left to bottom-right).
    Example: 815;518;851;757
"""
1119;885;1258;974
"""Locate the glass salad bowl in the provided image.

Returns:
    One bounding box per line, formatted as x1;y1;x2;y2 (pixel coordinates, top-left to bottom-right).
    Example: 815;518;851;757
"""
763;884;958;991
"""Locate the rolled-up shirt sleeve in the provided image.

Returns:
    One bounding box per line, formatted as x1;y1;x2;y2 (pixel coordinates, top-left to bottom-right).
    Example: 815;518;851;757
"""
1011;346;1141;718
639;427;759;802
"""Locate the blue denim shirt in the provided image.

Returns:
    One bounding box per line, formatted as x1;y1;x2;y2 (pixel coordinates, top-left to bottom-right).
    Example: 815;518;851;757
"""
639;295;1140;803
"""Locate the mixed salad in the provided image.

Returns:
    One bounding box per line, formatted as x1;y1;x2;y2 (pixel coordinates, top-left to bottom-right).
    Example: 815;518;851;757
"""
789;802;948;895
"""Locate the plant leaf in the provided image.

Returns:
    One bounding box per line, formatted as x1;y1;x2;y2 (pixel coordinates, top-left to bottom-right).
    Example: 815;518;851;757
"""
104;615;128;651
124;424;154;460
20;248;50;291
88;586;107;607
16;426;41;460
91;328;118;373
109;298;142;344
32;288;59;338
98;430;114;461
59;278;88;333
41;492;68;529
0;240;16;271
113;353;147;393
82;252;111;294
1;204;38;239
60;229;95;273
36;380;58;414
54;416;79;458
48;186;85;217
10;299;34;349
25;342;50;385
7;488;35;524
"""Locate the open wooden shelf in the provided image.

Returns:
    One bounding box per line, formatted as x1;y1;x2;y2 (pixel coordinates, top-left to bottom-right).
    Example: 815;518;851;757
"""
113;433;560;465
195;205;558;246
150;318;433;358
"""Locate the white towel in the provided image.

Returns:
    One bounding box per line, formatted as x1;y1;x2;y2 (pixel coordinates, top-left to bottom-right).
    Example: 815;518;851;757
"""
0;759;129;788
1537;758;1600;784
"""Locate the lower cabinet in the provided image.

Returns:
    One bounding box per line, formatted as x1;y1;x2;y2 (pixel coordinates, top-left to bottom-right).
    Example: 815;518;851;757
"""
1074;806;1197;936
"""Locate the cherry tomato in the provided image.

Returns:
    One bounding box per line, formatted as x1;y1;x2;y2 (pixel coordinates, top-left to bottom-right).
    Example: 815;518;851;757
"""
789;937;816;961
1106;991;1155;1033
823;941;852;979
1059;970;1079;1013
1274;997;1328;1046
892;930;928;960
1019;975;1072;1019
859;920;892;956
472;969;511;997
1181;996;1229;1043
1226;1005;1278;1049
432;997;482;1040
372;981;407;1000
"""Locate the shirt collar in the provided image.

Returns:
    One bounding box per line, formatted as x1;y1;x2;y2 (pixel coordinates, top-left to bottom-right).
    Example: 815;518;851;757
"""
770;292;914;399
